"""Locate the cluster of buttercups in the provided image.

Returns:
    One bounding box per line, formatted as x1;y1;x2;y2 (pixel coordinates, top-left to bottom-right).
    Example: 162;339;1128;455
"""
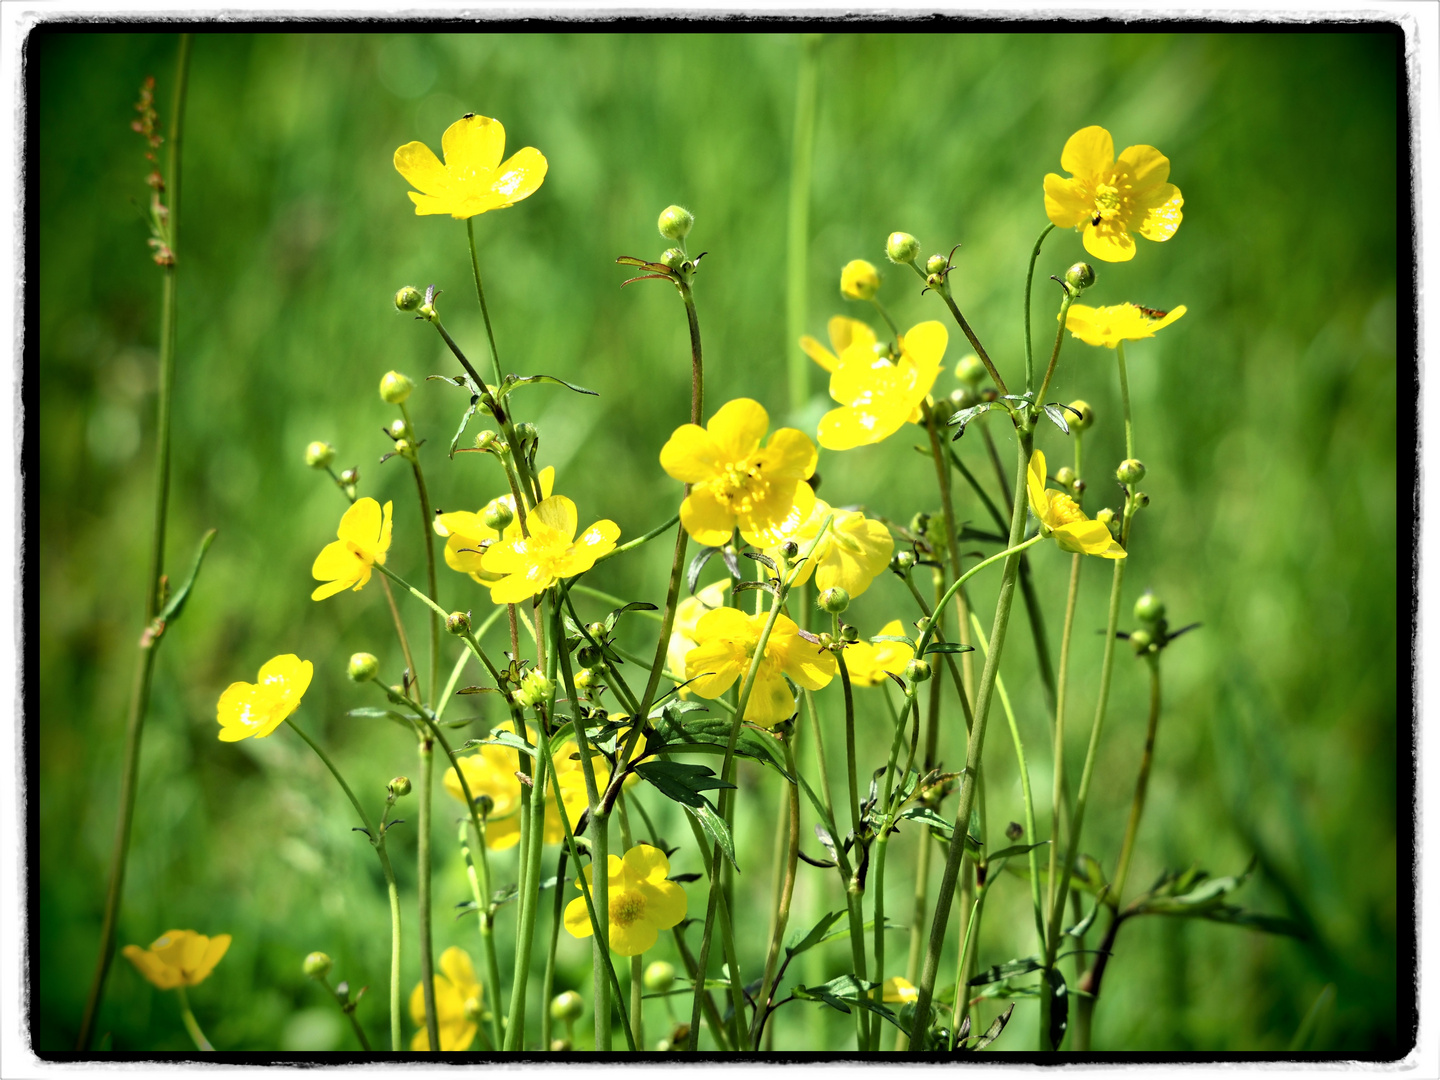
165;116;1188;1053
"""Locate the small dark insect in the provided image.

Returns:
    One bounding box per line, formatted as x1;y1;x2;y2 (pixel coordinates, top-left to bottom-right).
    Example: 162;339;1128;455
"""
1136;306;1168;319
463;111;475;119
1091;212;1102;226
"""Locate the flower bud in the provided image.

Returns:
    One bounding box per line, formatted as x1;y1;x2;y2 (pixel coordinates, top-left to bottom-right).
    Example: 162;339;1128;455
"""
514;422;538;446
1068;400;1094;431
1064;262;1096;295
886;232;920;265
949;386;976;411
392;438;413;457
474;429;499;452
660;247;688;271
446;611;471;636
483;502;514;531
780;540;800;560
841;624;859;643
348;652;379;682
840;259;880;300
1006;821;1024;841
1129;628;1154;655
904;658;932;683
339;467;359;486
891;550;917;574
925;254;949;276
388;776;412;798
644;961;676;993
955;354;985;386
303;951;332;979
387;422;409;444
515;669;555;709
551;990;584;1023
379;370;414;405
474;792;495;817
1055;466;1076;490
1095;507;1120;540
551;1038;572;1052
980;387;999;402
1134;592;1166;624
574;667;597;690
305;441;335;469
818;587;850;614
658;205;694;241
1116;458;1146;485
1133;490;1151;509
394;285;423;312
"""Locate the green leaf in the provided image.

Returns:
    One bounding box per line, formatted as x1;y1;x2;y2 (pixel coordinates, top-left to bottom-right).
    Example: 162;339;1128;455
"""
633;760;735;809
684;802;737;871
968;1003;1015;1051
1043;402;1072;435
784;910;847;960
346;707;412;726
971;980;1041;1001
1065;891;1106;938
869;634;914;646
1045;967;1068;1050
895;806;982;853
948;400;999;439
603;601;659;635
647;711;793;778
158;528;218;623
496;373;599;401
921;641;974;656
448;396;479;458
985;840;1050;862
457;685;504;696
968;956;1042;987
471;729;536;758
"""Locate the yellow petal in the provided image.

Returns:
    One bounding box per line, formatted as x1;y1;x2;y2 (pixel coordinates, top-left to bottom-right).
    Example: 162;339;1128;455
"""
1116;142;1170;192
337;497;383;548
1060;125;1115;177
817;405;879;451
759;427;818;481
900;321;948;376
684;642;745;700
829;316;876;355
738;478;816;549
1055;520;1126;557
639;879;688;930
488;568;549;605
491;146;548;205
706;398;769;461
679;486;737;548
438;946;477;994
743;668;797;727
1137;185;1184;242
442;114;505;176
393;141;449;195
564;894;595;939
193;934;231;985
1082;223;1137;263
407;191;457;216
530;495;578;542
1043;173;1091;229
609;916;660;958
1027;450;1049;521
800;334;839;374
622;843;671;884
310;576;355;602
660;423;722;484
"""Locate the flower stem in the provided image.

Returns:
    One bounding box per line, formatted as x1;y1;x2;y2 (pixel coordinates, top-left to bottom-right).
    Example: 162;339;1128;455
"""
461;820;506;1052
399;402;440;706
785;32;821;415
416;735;440;1052
1033;291;1075;411
76;34;192;1052
466;218;505;388
1023;223;1057;392
1116;341;1134;460
174;986;213;1051
1045;553;1083;928
750;729;800;1049
318;973;374;1051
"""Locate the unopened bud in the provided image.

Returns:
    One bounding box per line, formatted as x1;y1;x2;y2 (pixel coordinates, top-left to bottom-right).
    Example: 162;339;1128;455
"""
1068;400;1094;431
551;1038;572;1052
658;205;694;241
339;467;359;486
302;951;332;979
1064;262;1096;295
446;611;471;636
551;990;584;1023
1129;628;1154;655
925;254;948;276
780;540;800;560
1134;592;1166;624
644;961;676;992
474;430;499;452
818;587;850;614
1132;490;1151;509
388;419;409;441
388;776;412;798
886;232;920;265
483;502;514;531
660;247;688;271
1006;821;1024;841
891;550;917;574
394;285;423;312
1116;458;1146;485
305;441;335;469
514;422;538;446
463;996;483;1023
904;659;932;683
955;354;985;386
840;259;880;300
1096;507;1120;540
1055;466;1076;490
348;652;379;682
949;386;976;411
841;624;859;643
574;667;597;690
379;371;414;405
391;438;413;457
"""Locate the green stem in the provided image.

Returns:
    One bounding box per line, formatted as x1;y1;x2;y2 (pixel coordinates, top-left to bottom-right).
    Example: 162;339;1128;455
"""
466;217;505;387
785;32;821;414
417;737;440;1051
1033;292;1075;412
76;34;192;1051
1045;553;1083;930
175;986;213;1051
750;730;801;1048
1023;223;1057;392
1117;342;1134;460
1111;654;1162;910
917;265;1008;398
399;402;439;706
541;846;567;1051
461;820;506;1052
318;974;374;1051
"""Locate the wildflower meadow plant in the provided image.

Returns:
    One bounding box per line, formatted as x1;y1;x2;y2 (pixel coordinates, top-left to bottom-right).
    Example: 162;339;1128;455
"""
80;54;1304;1053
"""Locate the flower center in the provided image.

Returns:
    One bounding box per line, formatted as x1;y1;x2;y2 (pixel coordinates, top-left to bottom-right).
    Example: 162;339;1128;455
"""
712;457;769;516
1092;182;1123;223
609;889;646;928
1049;493;1086;526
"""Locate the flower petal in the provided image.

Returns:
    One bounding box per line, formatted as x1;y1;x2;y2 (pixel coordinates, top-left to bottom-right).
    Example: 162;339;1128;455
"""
1137;185;1184;242
1043;174;1092;229
394;140;449;195
491;146;548;205
757;427;818;481
530;495;578;543
564;895;594;939
337;497;382;548
706;398;769;461
800;335;839;374
743;668;797;727
1117;143;1171;192
622;843;671;884
1027;450;1049;521
660;423;723;484
407;191;457;216
442;114;505;176
1060;125;1115;177
829;316;876;356
1082;223;1136;263
738;478;816;548
1055;520;1128;558
679;485;737;548
639;879;688;930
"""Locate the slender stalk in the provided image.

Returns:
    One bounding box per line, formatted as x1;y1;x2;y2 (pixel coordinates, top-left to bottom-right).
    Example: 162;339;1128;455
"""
840;650;861;852
750;731;801;1048
1023;224;1057;391
1117;342;1134;460
416;736;440;1052
174;986;213;1051
461;821;506;1051
77;35;192;1050
399;402;439;705
1045;554;1083;926
466;218;505;387
785;33;821;413
540;846;567;1051
317;973;374;1051
909;260;1008;398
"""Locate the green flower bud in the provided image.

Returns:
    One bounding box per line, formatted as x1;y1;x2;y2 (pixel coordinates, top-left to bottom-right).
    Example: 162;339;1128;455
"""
339;467;359;486
483;502;514;531
445;610;471;636
780;540;800;560
1064;262;1096;295
1116;458;1146;485
949;386;976;411
394;285;423;312
1068;400;1095;431
886;232;920;265
379;370;414;405
818;587;850;614
387;419;409;441
925;254;949;277
1095;507;1120;540
514;422;538;446
841;624;859;643
574;667;597;690
654;1038;671;1052
891;550;917;574
660;247;688;271
1055;466;1077;490
643;961;676;992
551;1038;572;1052
392;438;413;457
1129;628;1154;655
474;429;499;452
904;658;932;683
515;669;555;709
551;990;584;1023
1006;821;1024;841
302;951;332;979
463;995;483;1023
658;205;694;241
473;792;495;817
1133;490;1151;509
840;259;880;300
348;652;379;682
1134;592;1166;624
305;440;335;469
955;354;985;386
388;775;412;798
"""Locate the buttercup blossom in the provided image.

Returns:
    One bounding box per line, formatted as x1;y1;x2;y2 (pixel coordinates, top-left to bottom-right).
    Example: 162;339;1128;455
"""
564;844;687;957
1028;450;1126;559
685;608;836;727
800;316;880;375
1063;303;1187;348
409;946;483;1051
764;499;893;599
844;620;915;687
433;467;555;586
216;654;313;742
666;579;731;686
123;930;231;990
660;398;818;548
818;321;947;451
312;497;393;601
479;496;619;604
878;976;919;1004
840;259;881;300
394;114;548;220
1043;125;1183;263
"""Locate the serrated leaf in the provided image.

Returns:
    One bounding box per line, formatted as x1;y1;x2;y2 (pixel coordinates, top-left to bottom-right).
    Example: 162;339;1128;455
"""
684;802;737;871
495;373;599;401
633;760;734;809
157;528;218;623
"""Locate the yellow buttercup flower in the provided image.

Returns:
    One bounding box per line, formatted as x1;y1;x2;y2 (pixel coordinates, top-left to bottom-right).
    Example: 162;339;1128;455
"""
564;844;687;957
215;654;313;742
1028;450;1126;559
409;946;483;1051
685;608;835;727
840;259;881;300
1063;303;1187;348
479;495;619;604
394;114;548;220
817;321;947;451
433;467;556;586
660;398;818;548
311;497;393;601
764;499;893;599
666;579;731;687
878;975;919;1004
1043;125;1183;263
845;620;914;687
122;930;231;990
800;316;878;375
444;721;608;849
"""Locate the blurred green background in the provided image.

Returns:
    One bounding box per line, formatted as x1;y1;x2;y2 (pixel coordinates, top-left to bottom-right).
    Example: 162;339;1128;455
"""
36;31;1401;1053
